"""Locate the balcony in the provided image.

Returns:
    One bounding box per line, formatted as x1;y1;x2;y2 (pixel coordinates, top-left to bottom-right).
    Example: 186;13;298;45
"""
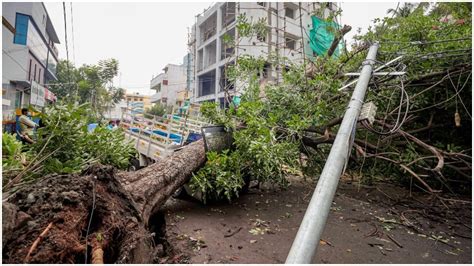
150;92;162;103
151;73;166;91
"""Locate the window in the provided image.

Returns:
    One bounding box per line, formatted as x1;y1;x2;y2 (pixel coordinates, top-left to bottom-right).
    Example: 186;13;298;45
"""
257;30;266;42
33;64;37;81
261;62;271;78
285;7;295;19
221;29;235;59
219;64;235;92
162;80;168;85
27;23;49;67
15;90;22;108
28;59;32;81
219;97;230;109
14;13;29;45
38;68;42;83
285;37;296;50
222;2;236;27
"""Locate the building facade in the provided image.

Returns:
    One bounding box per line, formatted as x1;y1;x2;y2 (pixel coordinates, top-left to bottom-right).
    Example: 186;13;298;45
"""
2;2;60;119
104;99;127;121
125;92;151;115
150;60;188;107
188;2;334;106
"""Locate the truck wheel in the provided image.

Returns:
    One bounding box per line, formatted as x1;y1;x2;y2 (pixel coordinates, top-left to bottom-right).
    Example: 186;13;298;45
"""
172;187;189;199
128;158;141;171
241;174;251;194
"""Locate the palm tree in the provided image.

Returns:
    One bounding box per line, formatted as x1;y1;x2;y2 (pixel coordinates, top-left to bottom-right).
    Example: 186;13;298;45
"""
387;3;415;18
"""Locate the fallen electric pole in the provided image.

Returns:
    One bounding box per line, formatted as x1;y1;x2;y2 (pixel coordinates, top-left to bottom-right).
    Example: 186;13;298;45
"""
285;42;380;264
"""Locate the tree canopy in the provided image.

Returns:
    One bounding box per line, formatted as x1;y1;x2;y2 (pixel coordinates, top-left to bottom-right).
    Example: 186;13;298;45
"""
192;2;472;201
49;58;125;120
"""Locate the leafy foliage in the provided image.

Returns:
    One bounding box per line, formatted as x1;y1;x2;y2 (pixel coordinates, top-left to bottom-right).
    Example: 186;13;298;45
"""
192;2;472;199
144;103;167;118
2;133;29;184
2;103;135;190
350;2;472;189
50;58;125;120
190;151;244;203
35;102;135;174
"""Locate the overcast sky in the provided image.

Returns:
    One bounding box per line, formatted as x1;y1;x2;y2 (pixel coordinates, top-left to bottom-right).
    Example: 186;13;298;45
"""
44;2;397;95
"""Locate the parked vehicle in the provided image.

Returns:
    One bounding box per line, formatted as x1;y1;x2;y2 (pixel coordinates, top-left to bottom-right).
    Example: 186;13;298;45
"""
120;108;211;168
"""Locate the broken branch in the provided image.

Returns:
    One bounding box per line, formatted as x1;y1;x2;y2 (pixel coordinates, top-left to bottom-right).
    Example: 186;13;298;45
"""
224;227;243;238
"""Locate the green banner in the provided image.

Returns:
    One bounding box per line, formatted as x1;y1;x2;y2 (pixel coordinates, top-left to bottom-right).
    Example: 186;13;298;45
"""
308;16;343;58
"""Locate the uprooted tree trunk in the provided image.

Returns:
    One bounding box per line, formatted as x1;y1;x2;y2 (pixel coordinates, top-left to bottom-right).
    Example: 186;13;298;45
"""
2;139;206;264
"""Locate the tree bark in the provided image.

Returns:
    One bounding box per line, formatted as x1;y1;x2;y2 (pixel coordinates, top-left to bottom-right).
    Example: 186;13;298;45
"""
327;25;352;58
123;139;206;224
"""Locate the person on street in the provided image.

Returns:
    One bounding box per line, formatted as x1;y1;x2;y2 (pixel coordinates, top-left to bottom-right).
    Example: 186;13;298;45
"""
18;108;37;144
106;121;116;130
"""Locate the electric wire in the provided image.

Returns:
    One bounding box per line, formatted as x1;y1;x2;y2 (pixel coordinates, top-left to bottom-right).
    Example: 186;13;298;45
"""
62;2;72;97
70;2;76;64
2;49;29;74
448;70;472;119
380;37;472;45
363;75;410;135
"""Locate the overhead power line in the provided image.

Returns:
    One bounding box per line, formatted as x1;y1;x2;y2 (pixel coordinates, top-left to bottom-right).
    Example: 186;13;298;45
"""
63;2;73;96
380;37;472;45
70;2;76;64
62;2;70;66
2;49;29;74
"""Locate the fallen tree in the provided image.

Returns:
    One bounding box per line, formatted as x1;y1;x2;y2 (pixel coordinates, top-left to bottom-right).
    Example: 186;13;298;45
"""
195;2;471;199
3;3;471;263
2;139;205;264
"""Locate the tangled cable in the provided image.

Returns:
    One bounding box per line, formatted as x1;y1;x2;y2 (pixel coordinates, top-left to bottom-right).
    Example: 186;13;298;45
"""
363;74;410;135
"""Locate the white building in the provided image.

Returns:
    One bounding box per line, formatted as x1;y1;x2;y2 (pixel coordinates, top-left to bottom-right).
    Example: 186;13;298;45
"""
2;2;60;119
150;59;188;107
188;2;335;107
104;99;127;121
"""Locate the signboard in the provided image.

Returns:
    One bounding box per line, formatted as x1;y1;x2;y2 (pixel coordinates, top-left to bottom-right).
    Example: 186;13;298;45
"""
30;81;45;107
44;87;57;102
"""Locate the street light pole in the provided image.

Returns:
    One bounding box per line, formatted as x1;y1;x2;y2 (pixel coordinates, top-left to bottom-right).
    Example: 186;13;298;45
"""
285;42;380;264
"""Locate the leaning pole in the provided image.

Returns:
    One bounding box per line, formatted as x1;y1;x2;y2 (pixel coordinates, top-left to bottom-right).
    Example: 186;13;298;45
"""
285;42;379;264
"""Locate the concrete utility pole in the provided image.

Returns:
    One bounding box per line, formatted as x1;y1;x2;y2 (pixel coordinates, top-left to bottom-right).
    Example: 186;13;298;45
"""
285;42;379;264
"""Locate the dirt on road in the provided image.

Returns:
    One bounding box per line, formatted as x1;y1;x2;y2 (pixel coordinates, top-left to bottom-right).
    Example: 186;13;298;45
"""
157;175;472;264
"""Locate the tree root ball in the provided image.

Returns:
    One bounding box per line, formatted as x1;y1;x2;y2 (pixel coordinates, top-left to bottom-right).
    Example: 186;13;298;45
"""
2;165;154;264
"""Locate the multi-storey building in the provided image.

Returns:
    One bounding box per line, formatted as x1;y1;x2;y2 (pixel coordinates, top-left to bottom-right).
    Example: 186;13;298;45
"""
104;99;127;121
150;59;188;108
188;2;334;106
2;2;60;119
125;91;151;115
